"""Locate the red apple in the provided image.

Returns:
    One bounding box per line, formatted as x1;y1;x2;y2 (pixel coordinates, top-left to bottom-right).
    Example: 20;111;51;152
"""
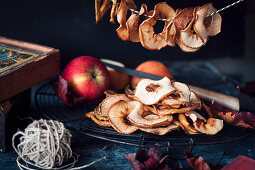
62;56;110;101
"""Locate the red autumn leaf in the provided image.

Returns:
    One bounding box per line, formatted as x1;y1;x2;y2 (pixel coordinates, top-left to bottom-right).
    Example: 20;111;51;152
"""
53;75;86;106
125;153;145;170
125;147;170;170
185;149;223;170
210;100;255;128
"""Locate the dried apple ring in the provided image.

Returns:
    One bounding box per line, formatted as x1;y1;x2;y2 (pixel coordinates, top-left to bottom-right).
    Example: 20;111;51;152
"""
134;77;175;105
95;0;112;23
186;111;223;135
126;4;148;42
100;94;130;117
139;2;176;50
116;0;137;41
178;113;198;133
108;100;138;134
171;7;200;52
127;101;173;128
139;124;179;135
194;3;222;43
85;111;111;127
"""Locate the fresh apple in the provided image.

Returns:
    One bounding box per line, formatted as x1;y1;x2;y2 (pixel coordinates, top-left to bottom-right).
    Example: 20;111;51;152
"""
130;61;174;89
62;56;110;101
100;59;130;91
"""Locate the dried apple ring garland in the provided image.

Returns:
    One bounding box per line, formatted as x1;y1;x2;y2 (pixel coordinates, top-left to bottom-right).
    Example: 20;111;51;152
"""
94;0;244;52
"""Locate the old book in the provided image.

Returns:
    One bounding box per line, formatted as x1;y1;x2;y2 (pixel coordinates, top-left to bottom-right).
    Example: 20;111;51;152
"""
0;37;60;103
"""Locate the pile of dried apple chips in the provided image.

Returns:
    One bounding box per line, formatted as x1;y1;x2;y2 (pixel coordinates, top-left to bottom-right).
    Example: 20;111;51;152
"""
86;77;223;135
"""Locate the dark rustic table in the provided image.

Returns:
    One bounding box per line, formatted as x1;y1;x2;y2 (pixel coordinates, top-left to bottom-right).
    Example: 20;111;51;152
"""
0;61;254;169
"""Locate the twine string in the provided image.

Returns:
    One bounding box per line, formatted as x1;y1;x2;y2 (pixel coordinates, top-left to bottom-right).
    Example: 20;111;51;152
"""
12;119;106;170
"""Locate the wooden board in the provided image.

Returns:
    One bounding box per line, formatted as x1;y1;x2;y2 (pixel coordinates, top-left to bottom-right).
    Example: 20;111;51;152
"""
0;37;60;103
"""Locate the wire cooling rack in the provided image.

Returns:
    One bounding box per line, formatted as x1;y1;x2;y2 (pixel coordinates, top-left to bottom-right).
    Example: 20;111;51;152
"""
34;62;251;148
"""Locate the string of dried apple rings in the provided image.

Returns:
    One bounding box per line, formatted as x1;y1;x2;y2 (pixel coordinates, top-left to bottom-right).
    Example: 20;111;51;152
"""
124;0;244;21
95;0;244;52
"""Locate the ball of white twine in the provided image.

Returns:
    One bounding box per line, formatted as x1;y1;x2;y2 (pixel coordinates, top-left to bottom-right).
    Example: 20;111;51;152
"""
12;119;73;169
12;119;107;170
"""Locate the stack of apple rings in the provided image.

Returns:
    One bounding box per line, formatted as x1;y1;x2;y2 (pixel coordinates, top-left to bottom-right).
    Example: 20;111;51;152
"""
85;77;223;135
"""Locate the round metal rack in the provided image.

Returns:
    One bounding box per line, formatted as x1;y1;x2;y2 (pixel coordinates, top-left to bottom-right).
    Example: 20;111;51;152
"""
34;62;252;148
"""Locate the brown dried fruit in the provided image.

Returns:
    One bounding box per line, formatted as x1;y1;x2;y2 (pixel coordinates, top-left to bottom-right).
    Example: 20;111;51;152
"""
139;2;176;50
85;111;111;127
134;77;175;105
127;101;173;128
139;124;179;135
194;3;222;43
100;94;130;117
108;100;138;134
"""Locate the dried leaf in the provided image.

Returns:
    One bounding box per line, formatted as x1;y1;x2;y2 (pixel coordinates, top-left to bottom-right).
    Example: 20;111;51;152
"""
53;75;86;106
210;100;255;129
125;147;170;170
185;149;223;170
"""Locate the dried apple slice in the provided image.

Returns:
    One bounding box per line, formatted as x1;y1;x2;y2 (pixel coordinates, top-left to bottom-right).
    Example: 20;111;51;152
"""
186;111;223;135
94;106;108;121
162;82;191;106
85;111;111;127
178;113;198;133
134;77;175;105
116;0;137;41
180;18;205;48
104;89;117;97
100;94;131;117
127;101;173;128
139;2;175;50
116;0;129;41
172;7;200;52
194;3;222;43
139;124;179;135
166;21;176;47
95;0;112;23
126;4;148;42
125;85;136;100
190;91;201;109
110;0;118;24
108;100;138;134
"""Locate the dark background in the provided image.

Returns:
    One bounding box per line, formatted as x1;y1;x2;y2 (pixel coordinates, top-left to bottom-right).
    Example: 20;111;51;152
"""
0;0;246;69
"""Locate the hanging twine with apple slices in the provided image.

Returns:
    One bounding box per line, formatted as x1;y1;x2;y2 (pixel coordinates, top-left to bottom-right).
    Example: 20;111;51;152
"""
12;119;106;170
94;0;244;52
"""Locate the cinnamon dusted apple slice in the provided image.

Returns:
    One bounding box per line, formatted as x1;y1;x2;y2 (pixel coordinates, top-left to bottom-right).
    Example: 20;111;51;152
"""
100;94;131;117
108;100;138;134
186;111;223;135
139;124;179;135
134;77;175;105
162;82;191;107
139;2;176;50
127;101;173;128
85;111;111;127
194;3;222;43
